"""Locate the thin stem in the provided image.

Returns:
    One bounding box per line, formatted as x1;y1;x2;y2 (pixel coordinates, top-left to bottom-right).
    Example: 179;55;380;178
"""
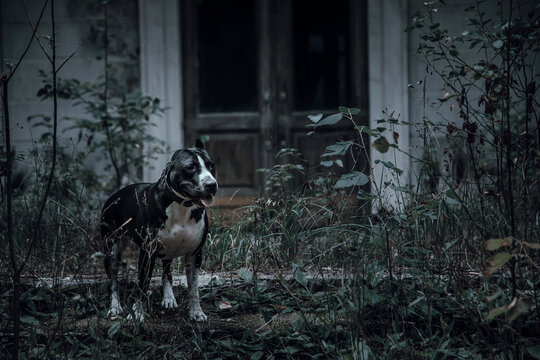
2;74;21;360
6;0;49;82
28;0;58;272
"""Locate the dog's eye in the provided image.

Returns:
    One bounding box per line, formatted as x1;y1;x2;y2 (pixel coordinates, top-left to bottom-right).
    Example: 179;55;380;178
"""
185;163;196;172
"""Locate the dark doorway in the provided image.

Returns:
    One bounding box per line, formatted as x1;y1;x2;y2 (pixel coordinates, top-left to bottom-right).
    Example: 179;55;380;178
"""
182;0;368;201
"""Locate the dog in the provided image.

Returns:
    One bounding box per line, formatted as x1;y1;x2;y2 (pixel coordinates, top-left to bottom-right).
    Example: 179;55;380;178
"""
100;140;217;322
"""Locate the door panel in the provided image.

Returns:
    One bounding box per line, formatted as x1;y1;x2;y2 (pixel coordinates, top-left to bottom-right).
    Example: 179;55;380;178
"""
204;135;258;188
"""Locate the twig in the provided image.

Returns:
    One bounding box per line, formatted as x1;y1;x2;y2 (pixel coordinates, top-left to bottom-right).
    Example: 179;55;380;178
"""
5;0;49;82
20;0;52;64
25;0;58;273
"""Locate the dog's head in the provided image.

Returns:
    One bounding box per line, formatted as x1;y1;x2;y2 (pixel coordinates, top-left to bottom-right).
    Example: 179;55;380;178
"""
163;140;218;207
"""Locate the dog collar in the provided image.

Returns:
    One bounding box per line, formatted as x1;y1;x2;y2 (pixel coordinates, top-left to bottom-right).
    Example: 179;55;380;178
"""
161;162;195;207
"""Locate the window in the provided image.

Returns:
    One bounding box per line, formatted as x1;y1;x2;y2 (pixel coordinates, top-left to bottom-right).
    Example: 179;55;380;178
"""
197;0;258;113
292;0;351;111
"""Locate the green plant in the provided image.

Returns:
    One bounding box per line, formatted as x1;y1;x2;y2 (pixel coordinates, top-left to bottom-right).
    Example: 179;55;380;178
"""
34;0;167;191
35;69;167;192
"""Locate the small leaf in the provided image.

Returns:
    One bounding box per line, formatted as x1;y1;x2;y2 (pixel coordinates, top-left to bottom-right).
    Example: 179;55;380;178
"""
493;39;504;49
88;325;99;340
445;189;462;205
321;141;353;157
237;268;253;283
446;189;460;200
292;263;308;288
251;351;264;360
357;189;376;200
485;289;503;302
357;126;379;137
321;160;334;167
339;106;361;115
335;171;369;189
321;159;344;168
275;148;297;159
375;160;404;175
507;297;531;323
20;315;39;325
317;113;343;127
108;321;121;338
372;137;390;153
486;304;507;320
485;237;513;251
523;241;540;250
485;252;513;276
307;114;323;123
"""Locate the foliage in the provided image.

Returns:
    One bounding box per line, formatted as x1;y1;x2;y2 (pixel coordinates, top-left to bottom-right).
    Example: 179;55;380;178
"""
407;0;540;342
2;1;539;359
35;70;167;190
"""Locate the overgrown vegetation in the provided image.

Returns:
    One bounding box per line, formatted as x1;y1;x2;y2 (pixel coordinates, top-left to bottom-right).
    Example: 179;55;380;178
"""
1;0;539;359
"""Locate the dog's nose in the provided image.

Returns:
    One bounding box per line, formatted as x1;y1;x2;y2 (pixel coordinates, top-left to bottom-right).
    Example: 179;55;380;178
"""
204;182;217;195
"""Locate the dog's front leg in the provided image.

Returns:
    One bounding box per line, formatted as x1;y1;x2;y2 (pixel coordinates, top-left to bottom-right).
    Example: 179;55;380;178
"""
185;251;207;322
161;259;178;308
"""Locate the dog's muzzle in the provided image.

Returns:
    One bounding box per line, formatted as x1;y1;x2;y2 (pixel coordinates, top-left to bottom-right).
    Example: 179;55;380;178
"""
161;162;217;208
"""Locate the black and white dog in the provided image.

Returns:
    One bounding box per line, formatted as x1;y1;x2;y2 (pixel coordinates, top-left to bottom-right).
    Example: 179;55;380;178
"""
100;140;217;322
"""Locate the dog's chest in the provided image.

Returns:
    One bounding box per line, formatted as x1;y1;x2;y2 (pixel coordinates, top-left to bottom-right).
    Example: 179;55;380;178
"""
157;203;205;259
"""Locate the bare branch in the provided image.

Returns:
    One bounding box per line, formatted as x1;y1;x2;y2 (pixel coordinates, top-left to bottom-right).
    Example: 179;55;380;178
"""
20;0;52;64
56;43;81;74
5;0;49;82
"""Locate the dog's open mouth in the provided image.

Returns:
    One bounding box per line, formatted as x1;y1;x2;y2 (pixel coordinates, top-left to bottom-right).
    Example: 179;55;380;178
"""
199;196;214;207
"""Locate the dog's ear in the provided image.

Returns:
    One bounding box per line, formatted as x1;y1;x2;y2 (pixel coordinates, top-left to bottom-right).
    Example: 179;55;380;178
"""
195;139;205;149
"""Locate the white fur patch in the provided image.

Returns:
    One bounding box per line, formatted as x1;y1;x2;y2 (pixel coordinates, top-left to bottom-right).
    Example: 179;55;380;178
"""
197;155;216;186
187;267;207;321
108;290;123;317
161;278;178;308
158;203;205;259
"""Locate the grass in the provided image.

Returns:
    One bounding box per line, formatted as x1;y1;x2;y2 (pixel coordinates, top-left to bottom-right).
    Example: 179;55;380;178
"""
2;176;539;359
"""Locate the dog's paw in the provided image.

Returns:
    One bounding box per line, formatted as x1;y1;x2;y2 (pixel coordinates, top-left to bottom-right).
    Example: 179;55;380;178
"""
107;305;123;318
161;280;178;308
161;293;178;308
189;307;208;322
126;302;145;323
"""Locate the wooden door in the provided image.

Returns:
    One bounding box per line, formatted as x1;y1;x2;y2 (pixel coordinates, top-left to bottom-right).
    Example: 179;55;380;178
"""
281;0;369;186
181;0;367;203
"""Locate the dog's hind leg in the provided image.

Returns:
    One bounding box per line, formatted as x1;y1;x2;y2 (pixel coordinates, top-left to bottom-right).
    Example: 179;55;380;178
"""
128;246;156;323
105;239;126;317
185;250;207;322
161;259;178;308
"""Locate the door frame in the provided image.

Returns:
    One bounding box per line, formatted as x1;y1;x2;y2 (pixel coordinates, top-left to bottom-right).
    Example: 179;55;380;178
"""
138;0;410;209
